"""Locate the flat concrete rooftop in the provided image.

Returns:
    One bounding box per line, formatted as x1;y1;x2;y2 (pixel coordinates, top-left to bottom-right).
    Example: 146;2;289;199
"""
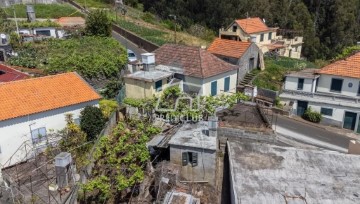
125;70;173;82
168;122;217;150
227;141;360;204
286;68;319;79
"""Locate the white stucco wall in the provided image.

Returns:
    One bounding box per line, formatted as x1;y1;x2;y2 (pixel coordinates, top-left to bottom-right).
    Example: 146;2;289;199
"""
19;28;64;38
317;74;360;97
202;70;238;96
284;76;315;93
0;100;99;168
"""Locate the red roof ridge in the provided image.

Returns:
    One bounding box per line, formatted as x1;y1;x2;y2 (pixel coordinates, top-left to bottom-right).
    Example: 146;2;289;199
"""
235;17;270;34
317;52;360;79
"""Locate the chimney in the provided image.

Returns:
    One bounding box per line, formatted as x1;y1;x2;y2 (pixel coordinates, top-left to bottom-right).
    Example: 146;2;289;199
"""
208;116;218;137
55;152;72;188
26;5;36;22
141;53;155;71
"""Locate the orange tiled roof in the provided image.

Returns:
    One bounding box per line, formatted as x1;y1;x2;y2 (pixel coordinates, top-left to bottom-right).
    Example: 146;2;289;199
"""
317;52;360;79
154;44;239;78
56;17;86;27
207;38;252;59
0;72;101;121
235;17;270;34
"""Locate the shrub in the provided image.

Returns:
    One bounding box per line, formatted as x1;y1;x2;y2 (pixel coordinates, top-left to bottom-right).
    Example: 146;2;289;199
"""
80;106;106;141
99;99;119;119
302;107;322;123
85;10;112;37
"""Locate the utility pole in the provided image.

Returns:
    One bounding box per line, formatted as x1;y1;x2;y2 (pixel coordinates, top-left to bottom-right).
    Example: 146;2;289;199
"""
169;14;177;44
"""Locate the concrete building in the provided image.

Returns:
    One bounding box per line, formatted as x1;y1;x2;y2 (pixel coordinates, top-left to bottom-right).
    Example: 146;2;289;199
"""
0;72;101;168
124;45;239;99
207;38;265;82
219;17;303;59
168;122;217;186
227;141;360;204
280;53;360;133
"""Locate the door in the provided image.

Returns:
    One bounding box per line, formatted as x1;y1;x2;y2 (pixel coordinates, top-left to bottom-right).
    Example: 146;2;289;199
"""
357;115;360;134
211;81;217;96
343;111;357;131
0;51;4;62
297;100;308;116
249;58;255;71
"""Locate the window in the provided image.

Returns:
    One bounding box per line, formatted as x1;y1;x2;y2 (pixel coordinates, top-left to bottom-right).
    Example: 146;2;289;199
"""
31;127;47;144
260;33;264;42
182;152;198;167
35;30;51;36
211;81;217;96
268;32;272;40
224;77;230;92
358;82;360;95
320;107;333;116
297;78;304;90
74;118;81;125
155;80;162;92
330;78;343;92
232;25;237;32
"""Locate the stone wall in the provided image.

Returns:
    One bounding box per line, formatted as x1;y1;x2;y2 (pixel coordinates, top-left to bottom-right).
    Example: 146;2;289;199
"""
218;127;276;145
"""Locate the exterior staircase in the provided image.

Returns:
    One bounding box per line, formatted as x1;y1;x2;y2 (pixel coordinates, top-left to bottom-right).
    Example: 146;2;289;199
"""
238;72;257;88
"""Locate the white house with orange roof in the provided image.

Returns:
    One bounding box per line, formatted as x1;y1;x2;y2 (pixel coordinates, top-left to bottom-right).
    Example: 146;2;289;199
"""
280;52;360;133
219;17;303;59
0;72;101;168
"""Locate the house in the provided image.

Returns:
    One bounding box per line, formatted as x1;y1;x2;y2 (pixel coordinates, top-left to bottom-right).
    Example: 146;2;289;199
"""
207;38;264;82
280;53;360;133
154;44;239;96
0;64;30;83
227;140;360;204
219;17;303;59
0;72;101;167
168;121;217;186
124;45;239;99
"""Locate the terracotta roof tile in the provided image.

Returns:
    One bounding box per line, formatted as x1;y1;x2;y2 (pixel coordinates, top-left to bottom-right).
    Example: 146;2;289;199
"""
207;38;252;59
154;44;238;78
317;52;360;79
0;72;101;121
0;64;29;83
235;17;270;34
56;17;85;27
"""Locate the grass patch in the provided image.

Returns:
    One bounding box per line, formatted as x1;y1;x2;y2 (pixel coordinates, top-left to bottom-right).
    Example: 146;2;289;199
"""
73;0;110;8
252;57;319;91
4;4;84;18
114;18;168;46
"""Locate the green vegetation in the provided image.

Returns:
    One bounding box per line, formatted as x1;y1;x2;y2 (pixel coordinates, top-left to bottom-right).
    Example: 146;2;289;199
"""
9;36;127;79
85;9;112;37
74;0;110;8
99;99;119;119
18;20;60;28
80;106;106;141
302;107;322;123
140;0;360;61
101;80;124;99
114;18;168;45
82;119;161;202
4;4;84;18
335;45;360;60
252;57;318;91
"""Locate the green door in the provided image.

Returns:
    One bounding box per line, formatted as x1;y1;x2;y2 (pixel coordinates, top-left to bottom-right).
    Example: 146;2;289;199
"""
343;111;357;131
211;81;217;96
357;115;360;133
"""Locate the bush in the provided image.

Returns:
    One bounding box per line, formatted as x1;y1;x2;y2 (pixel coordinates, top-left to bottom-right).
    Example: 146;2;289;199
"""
141;12;156;24
80;106;106;141
100;99;119;119
302;107;322;123
85;10;112;37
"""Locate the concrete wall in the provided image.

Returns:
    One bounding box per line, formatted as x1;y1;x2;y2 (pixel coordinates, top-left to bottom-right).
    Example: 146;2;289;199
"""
124;77;168;99
217;127;276;145
202;70;238;96
0;0;58;7
0;100;99;167
169;144;216;186
19;28;65;38
317;74;360;97
284;76;315;93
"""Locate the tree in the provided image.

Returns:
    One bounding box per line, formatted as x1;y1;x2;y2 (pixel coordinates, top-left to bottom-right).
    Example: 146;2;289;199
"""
80;106;105;141
101;80;123;99
85;9;112;37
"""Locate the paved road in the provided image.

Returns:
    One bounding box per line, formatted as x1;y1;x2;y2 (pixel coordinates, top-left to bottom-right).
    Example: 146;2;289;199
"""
112;31;146;60
273;115;351;152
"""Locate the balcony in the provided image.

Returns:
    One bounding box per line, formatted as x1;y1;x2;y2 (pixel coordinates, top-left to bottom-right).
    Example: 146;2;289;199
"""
280;89;360;108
